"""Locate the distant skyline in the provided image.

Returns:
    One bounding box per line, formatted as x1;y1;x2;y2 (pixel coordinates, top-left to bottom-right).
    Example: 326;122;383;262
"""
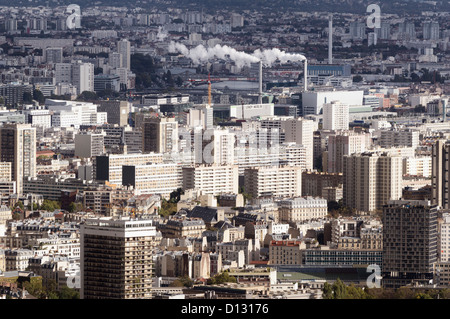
0;0;448;15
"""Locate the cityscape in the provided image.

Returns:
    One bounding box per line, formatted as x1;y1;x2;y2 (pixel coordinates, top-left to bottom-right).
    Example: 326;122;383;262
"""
0;0;449;306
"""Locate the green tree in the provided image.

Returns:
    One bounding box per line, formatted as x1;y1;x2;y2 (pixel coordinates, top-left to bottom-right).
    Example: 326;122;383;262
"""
322;282;333;299
169;188;184;203
40;199;61;212
238;186;252;204
353;75;363;83
14;201;24;210
94;67;103;75
414;105;426;113
33;89;45;104
23;91;33;104
22;279;46;299
77;91;98;101
159;198;178;217
415;292;433;299
170;276;193;288
322;278;371;299
207;271;237;285
68;202;83;213
58;286;80;299
175;76;183;87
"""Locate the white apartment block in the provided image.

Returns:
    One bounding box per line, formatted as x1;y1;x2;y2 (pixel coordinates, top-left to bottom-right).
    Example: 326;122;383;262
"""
109;52;123;69
343;152;402;213
0;162;11;181
278;197;328;223
281;118;315;171
55;63;72;84
233;142;306;175
182;164;239;196
186;106;213;129
403;156;432;177
95;153;164;185
282;143;308;169
46;99;107;128
51;111;79;127
440;213;450;262
373;146;416;159
200;129;235;165
142;117;178;154
72;61;94;94
117;39;131;70
5;249;34;271
122;163;182;198
302;90;364;115
244;166;302;199
234;145;280;175
323;101;349;131
24;109;52;128
327;131;367;173
268;223;290;235
34;236;80;259
45;47;63;64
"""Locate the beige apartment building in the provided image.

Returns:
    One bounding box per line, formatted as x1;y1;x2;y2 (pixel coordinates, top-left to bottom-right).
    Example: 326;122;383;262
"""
122;163;182;198
0;162;11;181
269;240;306;265
326;130;367;173
0;123;36;195
162;218;206;239
95;153;164;185
244;166;302;199
343;152;402;213
278;197;328;223
80;217;159;299
182;164;239;196
142;116;178;154
432;140;450;208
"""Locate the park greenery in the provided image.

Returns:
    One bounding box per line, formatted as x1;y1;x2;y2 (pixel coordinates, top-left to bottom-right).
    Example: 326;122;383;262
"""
159;188;184;217
323;278;450;299
21;278;79;299
206;271;237;285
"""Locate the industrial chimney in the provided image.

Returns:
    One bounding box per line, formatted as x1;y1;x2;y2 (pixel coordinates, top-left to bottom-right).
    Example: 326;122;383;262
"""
304;59;308;92
328;15;333;65
258;60;263;104
443;98;448;122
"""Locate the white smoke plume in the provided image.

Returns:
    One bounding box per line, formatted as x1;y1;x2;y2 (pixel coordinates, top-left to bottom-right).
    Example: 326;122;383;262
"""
253;48;306;66
169;41;259;69
168;41;306;68
156;27;168;41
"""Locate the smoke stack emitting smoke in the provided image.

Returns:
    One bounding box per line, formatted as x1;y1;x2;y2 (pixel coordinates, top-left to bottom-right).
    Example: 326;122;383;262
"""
169;41;308;92
168;41;306;68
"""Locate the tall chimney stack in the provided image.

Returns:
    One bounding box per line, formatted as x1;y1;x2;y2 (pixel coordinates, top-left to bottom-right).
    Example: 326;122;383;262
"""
258;60;263;104
328;15;333;65
443;98;448;122
304;59;308;92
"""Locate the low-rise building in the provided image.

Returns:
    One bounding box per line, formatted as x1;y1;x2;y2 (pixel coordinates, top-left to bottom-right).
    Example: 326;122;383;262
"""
161;218;206;239
278;197;328;223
